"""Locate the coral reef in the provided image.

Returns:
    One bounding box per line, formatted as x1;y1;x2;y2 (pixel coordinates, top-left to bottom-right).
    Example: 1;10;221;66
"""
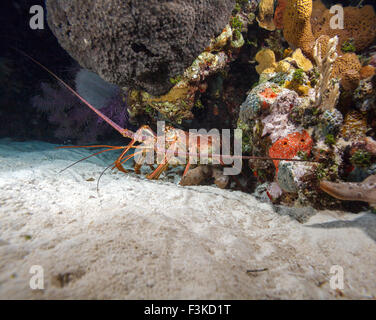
236;10;375;210
237;75;319;204
46;0;235;96
280;0;374;92
163;0;376;210
17;0;376;212
311;0;376;53
127;23;246;124
282;0;376;58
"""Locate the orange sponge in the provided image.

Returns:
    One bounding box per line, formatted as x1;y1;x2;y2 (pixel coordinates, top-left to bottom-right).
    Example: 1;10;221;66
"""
269;130;313;173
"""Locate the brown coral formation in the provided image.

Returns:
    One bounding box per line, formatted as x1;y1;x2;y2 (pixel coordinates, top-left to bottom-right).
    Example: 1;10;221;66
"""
311;1;376;53
332;53;362;79
340;68;361;92
282;0;374;90
331;53;362;91
360;65;376;80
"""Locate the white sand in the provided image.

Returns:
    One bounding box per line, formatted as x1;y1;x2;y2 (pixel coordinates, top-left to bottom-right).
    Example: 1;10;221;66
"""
0;138;375;299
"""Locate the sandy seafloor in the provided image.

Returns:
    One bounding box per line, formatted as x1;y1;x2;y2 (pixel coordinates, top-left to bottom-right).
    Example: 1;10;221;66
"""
0;137;375;299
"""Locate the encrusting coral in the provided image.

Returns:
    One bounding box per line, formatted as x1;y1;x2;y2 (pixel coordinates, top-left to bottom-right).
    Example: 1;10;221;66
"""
127;23;244;124
261;89;301;142
340;111;368;141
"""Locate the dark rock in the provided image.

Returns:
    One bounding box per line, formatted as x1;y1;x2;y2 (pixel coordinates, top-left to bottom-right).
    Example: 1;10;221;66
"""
46;0;235;96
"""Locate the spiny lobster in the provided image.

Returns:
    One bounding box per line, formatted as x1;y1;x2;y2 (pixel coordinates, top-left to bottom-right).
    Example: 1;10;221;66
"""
18;49;318;188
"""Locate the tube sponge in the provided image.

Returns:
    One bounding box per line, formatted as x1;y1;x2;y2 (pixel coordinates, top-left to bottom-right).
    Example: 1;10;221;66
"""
283;0;315;59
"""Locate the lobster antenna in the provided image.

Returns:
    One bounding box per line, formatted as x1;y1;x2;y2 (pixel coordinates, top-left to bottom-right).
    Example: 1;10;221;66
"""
151;146;320;163
97;162;115;193
58;147;119;174
12;47;132;138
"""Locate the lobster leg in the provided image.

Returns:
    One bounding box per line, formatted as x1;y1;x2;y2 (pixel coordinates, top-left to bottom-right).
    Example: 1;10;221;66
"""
133;150;148;174
146;139;178;180
113;139;136;173
182;160;191;177
147;162;170;180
